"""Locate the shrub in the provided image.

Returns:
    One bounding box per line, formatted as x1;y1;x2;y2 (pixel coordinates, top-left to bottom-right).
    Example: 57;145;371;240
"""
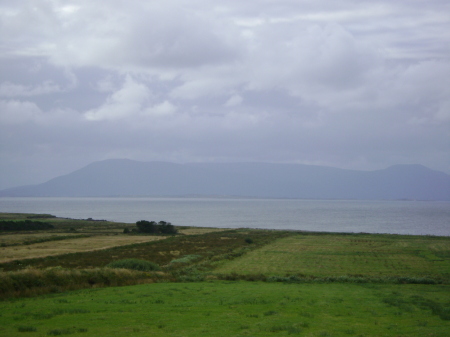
0;268;154;299
136;220;158;233
135;220;178;234
106;259;160;272
0;220;54;231
245;238;253;244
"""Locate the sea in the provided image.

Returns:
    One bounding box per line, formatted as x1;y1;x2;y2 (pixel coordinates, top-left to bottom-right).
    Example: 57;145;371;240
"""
0;197;449;236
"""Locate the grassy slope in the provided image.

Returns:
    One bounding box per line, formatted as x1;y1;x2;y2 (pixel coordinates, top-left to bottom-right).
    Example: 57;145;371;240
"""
1;282;449;337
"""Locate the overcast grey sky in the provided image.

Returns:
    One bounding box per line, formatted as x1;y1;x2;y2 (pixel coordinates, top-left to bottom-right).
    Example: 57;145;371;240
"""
1;0;449;189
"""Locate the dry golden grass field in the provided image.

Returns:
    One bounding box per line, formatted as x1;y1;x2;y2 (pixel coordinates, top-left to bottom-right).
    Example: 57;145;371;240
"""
177;227;226;235
0;235;167;263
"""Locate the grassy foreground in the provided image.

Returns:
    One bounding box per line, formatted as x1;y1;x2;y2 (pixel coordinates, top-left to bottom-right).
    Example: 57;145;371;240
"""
1;282;449;337
1;212;449;336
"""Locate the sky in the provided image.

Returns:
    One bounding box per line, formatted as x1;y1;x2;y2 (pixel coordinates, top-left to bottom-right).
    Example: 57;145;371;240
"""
1;0;450;189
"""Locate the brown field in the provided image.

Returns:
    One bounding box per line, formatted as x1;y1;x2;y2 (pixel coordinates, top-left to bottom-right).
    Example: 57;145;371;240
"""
177;227;227;235
0;235;167;263
0;232;83;246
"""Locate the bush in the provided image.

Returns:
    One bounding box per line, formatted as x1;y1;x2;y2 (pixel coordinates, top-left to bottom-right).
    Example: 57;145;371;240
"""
136;220;158;233
106;259;160;272
0;268;155;299
0;220;54;231
135;220;178;234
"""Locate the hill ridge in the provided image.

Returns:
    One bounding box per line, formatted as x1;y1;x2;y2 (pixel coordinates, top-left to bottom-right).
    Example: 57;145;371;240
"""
1;159;449;200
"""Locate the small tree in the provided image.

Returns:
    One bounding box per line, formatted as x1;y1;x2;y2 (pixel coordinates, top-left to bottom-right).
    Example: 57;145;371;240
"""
136;220;158;233
135;220;177;234
158;221;178;234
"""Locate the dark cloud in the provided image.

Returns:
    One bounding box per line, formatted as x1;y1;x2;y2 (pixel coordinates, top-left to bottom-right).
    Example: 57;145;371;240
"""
1;0;449;189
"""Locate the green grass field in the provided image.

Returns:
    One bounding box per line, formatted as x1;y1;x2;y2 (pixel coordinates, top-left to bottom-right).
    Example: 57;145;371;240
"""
1;282;449;337
213;234;450;281
1;213;450;336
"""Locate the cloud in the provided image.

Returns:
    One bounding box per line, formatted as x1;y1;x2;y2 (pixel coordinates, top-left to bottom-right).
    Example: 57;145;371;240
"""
94;76;117;93
144;101;177;116
242;24;356;101
0;99;42;124
435;100;450;122
9;2;242;73
0;80;62;97
84;75;179;121
1;0;450;189
224;94;243;107
119;5;242;69
84;75;151;121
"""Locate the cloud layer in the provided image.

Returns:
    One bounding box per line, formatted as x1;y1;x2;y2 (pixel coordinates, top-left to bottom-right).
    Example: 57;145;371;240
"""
1;0;449;188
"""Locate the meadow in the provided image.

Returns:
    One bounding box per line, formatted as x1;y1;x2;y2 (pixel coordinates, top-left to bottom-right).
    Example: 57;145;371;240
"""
0;212;449;336
213;234;450;281
1;282;449;336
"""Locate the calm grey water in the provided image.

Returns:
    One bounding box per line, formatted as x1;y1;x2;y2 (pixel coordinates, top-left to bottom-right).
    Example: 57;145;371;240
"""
0;197;449;236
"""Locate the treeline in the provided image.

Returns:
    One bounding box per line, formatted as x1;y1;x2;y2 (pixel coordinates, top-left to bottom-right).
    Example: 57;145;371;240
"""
0;220;55;231
134;220;178;234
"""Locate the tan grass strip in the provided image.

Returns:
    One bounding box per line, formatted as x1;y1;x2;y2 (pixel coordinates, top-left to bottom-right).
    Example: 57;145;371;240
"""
0;235;166;263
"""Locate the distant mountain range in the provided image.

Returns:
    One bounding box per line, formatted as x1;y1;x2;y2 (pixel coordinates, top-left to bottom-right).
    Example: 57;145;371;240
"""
1;159;450;200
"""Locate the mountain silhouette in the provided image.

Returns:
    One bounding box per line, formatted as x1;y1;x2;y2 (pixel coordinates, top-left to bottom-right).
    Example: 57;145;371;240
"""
1;159;449;200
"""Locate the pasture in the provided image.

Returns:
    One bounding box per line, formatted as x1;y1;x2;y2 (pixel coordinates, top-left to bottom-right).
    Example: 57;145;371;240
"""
213;234;450;281
1;282;449;336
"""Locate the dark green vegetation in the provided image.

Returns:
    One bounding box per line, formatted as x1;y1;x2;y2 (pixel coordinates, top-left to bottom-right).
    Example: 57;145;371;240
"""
106;259;161;272
135;220;178;234
0;212;449;336
0;268;154;299
0;220;54;231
